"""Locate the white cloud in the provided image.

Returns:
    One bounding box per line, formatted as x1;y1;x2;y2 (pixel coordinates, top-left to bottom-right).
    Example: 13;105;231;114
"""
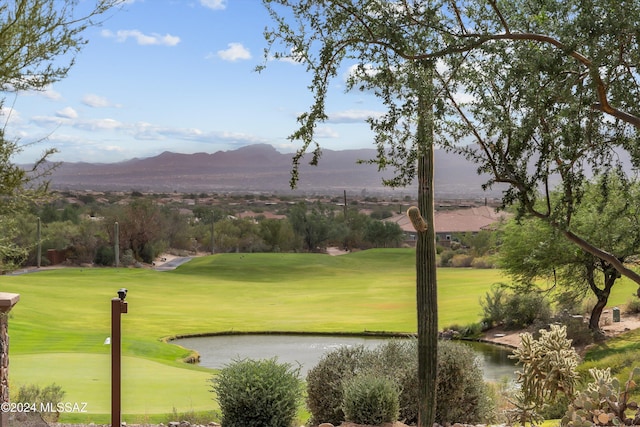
328;109;382;124
315;127;339;138
101;29;180;46
0;106;21;125
217;43;251;62
75;118;124;131
82;94;118;108
56;107;78;119
201;0;227;10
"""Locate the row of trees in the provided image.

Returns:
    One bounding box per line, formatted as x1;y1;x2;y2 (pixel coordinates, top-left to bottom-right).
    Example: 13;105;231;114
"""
7;198;406;267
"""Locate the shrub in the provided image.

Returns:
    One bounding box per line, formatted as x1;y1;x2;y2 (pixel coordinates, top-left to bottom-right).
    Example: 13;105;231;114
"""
480;285;507;328
471;255;496;269
342;373;399;425
436;340;496;425
211;358;302;427
13;383;65;423
305;345;368;425
365;339;419;424
481;285;551;330
450;254;474;267
307;340;496;426
625;297;640;314
94;245;114;266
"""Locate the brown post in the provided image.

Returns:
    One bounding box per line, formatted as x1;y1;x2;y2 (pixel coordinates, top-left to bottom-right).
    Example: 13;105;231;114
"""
111;290;128;427
0;293;20;427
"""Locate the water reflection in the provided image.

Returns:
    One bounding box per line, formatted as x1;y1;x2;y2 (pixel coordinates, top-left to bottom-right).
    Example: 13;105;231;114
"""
172;334;517;380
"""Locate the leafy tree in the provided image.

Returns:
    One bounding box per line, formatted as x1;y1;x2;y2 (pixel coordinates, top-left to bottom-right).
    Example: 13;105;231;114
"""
104;199;166;263
288;202;337;252
364;220;405;248
500;174;640;333
259;218;298;252
0;0;122;270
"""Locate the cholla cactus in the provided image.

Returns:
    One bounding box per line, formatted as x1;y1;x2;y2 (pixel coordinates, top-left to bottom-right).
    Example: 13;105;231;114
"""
507;324;580;425
562;367;640;426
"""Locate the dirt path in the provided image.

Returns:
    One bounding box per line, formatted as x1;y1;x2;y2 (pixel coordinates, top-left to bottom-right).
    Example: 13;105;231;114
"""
481;310;640;349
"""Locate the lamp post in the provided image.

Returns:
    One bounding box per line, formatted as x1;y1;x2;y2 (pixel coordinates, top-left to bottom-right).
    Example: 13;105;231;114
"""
111;289;128;427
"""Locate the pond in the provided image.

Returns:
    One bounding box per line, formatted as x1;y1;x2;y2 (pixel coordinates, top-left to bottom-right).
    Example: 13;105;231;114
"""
172;334;518;381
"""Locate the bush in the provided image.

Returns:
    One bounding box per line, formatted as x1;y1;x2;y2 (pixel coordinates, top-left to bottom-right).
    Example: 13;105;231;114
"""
450;254;474;267
211;358;302;427
307;340;495;426
342;373;399;425
436;340;496;425
12;383;65;423
625;297;640;314
306;345;368;425
503;291;551;329
471;255;496;269
481;285;551;330
94;245;114;266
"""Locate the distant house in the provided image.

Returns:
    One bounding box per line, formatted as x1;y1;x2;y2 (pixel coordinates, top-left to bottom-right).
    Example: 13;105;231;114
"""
384;206;510;246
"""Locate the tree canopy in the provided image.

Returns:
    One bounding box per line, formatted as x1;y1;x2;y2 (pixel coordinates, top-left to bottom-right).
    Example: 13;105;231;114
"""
0;0;123;270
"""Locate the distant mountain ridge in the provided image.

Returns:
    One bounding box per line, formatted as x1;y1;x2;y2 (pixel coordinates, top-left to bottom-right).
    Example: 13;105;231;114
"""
44;143;499;197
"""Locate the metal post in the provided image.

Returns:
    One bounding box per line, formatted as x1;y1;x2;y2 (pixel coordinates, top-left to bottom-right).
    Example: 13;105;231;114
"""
111;289;128;427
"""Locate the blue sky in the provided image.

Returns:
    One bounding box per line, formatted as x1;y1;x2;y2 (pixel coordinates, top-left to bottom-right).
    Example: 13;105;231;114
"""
6;0;382;164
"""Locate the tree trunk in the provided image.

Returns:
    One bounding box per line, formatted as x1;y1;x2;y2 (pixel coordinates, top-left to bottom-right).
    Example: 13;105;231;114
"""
588;268;617;333
416;63;438;427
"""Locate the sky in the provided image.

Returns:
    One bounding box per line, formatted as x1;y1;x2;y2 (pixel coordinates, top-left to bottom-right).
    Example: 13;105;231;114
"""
5;0;383;164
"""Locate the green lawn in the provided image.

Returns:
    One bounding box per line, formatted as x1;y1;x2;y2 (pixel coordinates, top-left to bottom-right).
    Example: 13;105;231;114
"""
1;248;637;422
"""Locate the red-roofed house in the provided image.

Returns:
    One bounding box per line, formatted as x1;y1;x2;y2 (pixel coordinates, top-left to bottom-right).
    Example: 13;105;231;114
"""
385;206;509;246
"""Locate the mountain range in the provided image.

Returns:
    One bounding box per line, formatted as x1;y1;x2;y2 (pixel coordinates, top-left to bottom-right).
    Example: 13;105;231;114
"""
43;144;501;197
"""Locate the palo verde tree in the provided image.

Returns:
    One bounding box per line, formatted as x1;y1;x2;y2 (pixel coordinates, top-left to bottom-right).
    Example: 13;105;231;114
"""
261;1;640;424
0;0;122;270
500;173;640;334
436;15;640;293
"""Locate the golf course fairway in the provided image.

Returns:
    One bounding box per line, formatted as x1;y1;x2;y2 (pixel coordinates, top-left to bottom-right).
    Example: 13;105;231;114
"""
1;249;636;422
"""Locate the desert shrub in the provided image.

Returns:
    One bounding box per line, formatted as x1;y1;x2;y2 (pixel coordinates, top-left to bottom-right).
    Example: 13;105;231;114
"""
306;345;369;425
211;358;302;427
94;245;114;266
450;254;474;267
471;255;496;269
625;297;640;314
481;285;551;330
342;373;399;425
503;290;551;329
439;248;467;266
121;249;136;266
365;339;419;424
480;285;507;328
13;383;65;423
165;407;221;425
307;339;495;426
436;340;496;425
